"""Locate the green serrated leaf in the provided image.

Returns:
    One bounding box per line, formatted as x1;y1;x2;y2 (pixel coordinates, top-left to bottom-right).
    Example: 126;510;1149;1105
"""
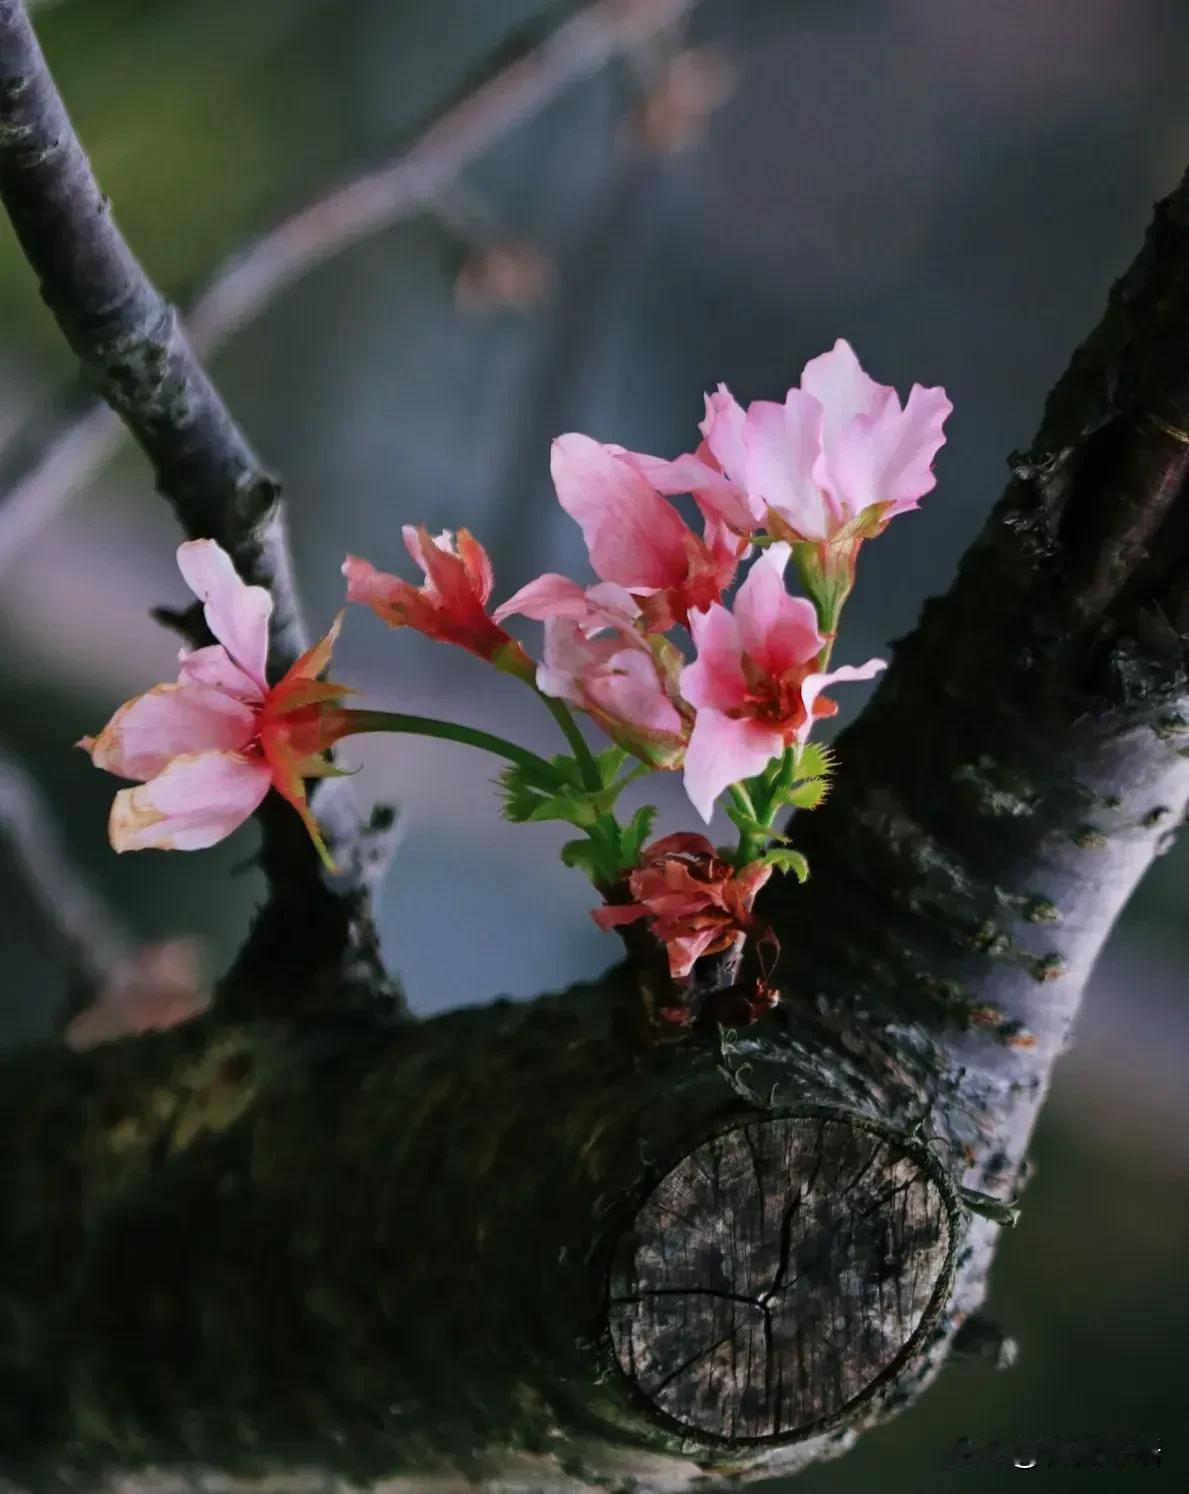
525;793;600;827
548;754;585;789
595;745;628;784
785;778;829;811
619;804;658;867
794;743;835;783
560;839;603;877
760;848;810;882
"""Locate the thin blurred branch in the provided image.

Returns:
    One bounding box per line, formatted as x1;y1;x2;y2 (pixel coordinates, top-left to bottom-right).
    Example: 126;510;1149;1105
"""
0;0;702;574
0;746;210;1045
0;745;130;998
0;0;394;1009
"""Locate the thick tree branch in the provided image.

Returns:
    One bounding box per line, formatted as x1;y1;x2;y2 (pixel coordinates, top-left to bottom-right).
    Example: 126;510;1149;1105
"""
5;29;1189;1494
776;162;1189;1377
0;0;700;574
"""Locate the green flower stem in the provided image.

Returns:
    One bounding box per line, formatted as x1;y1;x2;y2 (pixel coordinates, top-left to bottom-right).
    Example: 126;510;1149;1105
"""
730;782;758;820
729;783;765;866
534;693;629;876
538;693;602;792
338;711;556;781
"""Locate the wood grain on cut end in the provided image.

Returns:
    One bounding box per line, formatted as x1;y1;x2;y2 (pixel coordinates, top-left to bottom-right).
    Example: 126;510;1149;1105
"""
607;1114;956;1444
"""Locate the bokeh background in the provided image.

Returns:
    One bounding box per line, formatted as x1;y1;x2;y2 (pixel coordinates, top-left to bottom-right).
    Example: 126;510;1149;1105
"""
1;0;1185;1487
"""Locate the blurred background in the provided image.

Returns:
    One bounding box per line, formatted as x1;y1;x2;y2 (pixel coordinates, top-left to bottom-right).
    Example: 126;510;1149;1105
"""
1;0;1186;1487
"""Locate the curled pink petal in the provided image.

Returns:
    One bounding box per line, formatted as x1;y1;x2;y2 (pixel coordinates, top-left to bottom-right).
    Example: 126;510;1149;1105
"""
81;683;257;782
176;540;272;694
109;750;272;852
494;573;587;624
699;384;749;484
494;575;639;636
177;644;265;704
796;658;886;740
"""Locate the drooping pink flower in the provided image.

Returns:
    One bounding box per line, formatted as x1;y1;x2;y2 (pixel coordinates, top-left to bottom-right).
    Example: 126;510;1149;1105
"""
680;543;885;820
549;433;742;630
494;573;641;636
495;572;687;764
609;341;951;545
343;527;533;678
539;618;687;767
81;541;356;866
593;832;772;979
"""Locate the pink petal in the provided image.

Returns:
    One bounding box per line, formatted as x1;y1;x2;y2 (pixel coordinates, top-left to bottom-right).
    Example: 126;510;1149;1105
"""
610;446;756;534
401;524;435;577
177;644;264;704
822;383;952;520
799;339;892;446
665;927;726;980
550;433;691;590
342;553;398;606
681;604;747;713
494;574;639;634
84;683;258;781
536;618;620;703
494;572;587;623
609;448;712;495
586;648;684;739
176;540;272;694
797;658;887;741
743;391;839;541
109;750;272;852
733;544;823;678
682;708;783;823
699;384;749;485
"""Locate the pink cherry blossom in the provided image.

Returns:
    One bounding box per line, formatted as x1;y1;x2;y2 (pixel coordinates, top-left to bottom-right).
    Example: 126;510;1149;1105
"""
680;543;885;820
592;832;772;979
600;341;951;545
549;433;742;630
81;541;355;865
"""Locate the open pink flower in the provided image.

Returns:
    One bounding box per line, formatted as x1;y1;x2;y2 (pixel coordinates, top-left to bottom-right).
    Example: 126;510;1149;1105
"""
81;541;355;866
680;543;885;820
612;341;951;545
344;527;532;678
592;832;772;979
549;433;742;630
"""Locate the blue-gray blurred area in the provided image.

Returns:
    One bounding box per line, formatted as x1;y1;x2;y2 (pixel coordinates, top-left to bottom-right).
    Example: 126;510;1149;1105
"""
1;0;1186;1487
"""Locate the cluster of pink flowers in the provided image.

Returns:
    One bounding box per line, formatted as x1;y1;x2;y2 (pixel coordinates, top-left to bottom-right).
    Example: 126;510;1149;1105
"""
83;340;949;998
